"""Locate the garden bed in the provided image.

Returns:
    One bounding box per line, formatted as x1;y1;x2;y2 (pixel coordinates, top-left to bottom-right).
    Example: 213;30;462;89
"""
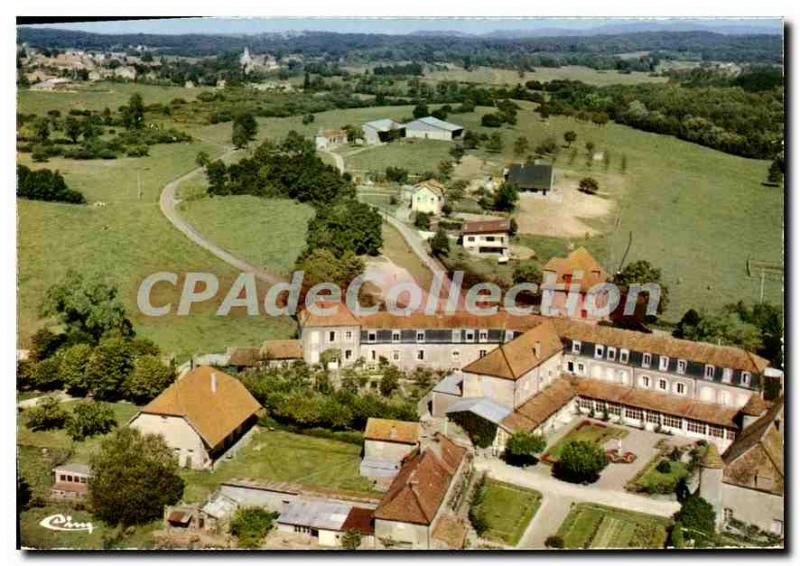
541;419;628;464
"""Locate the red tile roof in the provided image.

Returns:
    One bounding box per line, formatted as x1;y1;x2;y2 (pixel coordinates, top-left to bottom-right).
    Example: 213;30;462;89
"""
340;507;374;535
364;418;420;445
543;247;607;292
461;218;511;235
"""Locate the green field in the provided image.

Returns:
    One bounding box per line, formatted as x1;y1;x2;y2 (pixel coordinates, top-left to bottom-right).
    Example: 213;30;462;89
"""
179;196;314;277
18;81;213;115
627;454;690;495
179;429;377;503
543;422;627;463
475;479;542;546
16;125;296;358
344;138;454;175
556;503;671;549
424;65;668;87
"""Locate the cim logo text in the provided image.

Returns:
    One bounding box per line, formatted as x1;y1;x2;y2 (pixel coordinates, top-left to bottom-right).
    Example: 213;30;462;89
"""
39;514;94;534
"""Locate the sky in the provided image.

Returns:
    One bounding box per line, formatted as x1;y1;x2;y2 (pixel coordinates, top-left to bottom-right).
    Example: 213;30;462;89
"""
21;17;783;36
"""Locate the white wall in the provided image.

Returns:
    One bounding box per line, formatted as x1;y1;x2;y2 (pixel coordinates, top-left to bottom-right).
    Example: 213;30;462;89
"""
129;413;208;469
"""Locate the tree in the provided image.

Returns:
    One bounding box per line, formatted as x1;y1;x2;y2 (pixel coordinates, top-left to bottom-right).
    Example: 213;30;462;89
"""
232;112;257;148
450;412;497;448
195;151;210;168
66;401;117;441
302;113;315;125
343;124;364;143
341;529;363;550
481;113;503;128
673;494;716;535
578;177;599;195
60;343;93;395
296;248;365;292
429;227;450;258
33;117;50;142
28;357;64;391
504;431;546;466
767;159;783;186
554;440;607;483
26;394;68;431
486;132;503;153
492;182;518;212
124;355;175;404
84;335;136;401
229;506;278;548
17;165;85;204
29;327;64;362
89;428;184;526
65;116;82;143
585;141;595;156
462;130;480;149
614;259;670;315
42;271;133;344
414;211;432;230
563;130;577;147
412;102;429;119
670;521;685;548
513;136;529;156
379;365;402;397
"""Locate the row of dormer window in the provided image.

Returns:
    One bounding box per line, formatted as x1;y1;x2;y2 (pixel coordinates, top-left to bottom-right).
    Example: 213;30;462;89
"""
571;340;752;386
362;329;498;344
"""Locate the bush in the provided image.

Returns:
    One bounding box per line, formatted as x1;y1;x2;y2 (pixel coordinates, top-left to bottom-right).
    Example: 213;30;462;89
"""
578;177;599;195
66;401;117;441
554;440;607;484
673;494;716;535
505;431;546;467
656;459;672;474
450;412;497;449
481;113;504;127
670;521;685;548
17;164;86;204
341;529;362;550
26;394;68;431
545;535;565;548
229;507;278;548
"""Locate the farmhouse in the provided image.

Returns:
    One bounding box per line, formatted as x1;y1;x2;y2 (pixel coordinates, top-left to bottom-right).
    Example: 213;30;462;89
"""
360;418;421;483
460;218;511;259
363;119;405;144
699;397;784;536
373;433;468;549
314;129;347;150
504;162;555;194
403;116;464;141
541;247;609;320
410;180;447;215
129;366;262;469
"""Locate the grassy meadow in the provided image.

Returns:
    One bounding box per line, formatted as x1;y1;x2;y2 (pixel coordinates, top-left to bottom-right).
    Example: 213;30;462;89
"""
423;65;668;87
556;503;671;549
475;480;542;546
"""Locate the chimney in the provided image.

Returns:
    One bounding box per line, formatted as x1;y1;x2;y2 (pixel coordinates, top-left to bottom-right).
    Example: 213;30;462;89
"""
211;372;217;394
534;340;542;358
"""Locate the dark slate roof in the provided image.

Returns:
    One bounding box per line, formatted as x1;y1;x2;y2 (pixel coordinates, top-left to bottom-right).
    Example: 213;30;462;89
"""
506;163;554;190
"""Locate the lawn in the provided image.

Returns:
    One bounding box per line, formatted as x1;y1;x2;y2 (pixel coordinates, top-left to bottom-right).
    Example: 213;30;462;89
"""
542;420;628;463
449;101;784;320
475;479;542;546
380;221;434;290
18;81;213;115
424;65;668;87
179;429;377;504
626;455;690;495
344;138;455;176
555;503;671;549
179;196;314;277
16;125;296;359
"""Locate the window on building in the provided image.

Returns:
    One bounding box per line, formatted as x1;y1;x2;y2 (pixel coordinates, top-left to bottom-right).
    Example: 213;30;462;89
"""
367;331;376;343
658;378;668;392
607;404;621;416
577;363;586;375
391;331;400;343
659;356;669;371
741;372;752;386
646;412;661;425
594;401;606;413
687;420;706;434
479;349;488;358
642;353;652;368
620;349;629;363
416;350;425;361
625;407;643;420
718;391;730;406
392;350;400;361
704;364;715;380
607;347;616;361
709;426;724;438
479;330;488;342
579;398;593;411
595;345;605;359
675;382;687;395
723;508;733;523
722;368;733;383
345;330;353;341
370;350;377;361
452;329;461;343
572;340;581;354
451;350;460;362
677;360;687;374
344;349;352;360
416;331;425;343
640;375;651;388
328;331;336;342
467;236;475;242
726;429;736;441
663;415;682;428
465;330;475;342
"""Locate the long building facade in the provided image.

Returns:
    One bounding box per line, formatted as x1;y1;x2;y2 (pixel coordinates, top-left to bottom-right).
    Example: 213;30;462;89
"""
298;304;772;451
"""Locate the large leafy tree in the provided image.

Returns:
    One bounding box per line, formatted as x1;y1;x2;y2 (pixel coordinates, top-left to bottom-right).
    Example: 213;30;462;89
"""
673;494;716;535
89;428;184;526
84;335;136;401
554;440;607;483
65;401;117;441
42;271;133;344
614;259;670;315
123;355;175;404
59;343;93;395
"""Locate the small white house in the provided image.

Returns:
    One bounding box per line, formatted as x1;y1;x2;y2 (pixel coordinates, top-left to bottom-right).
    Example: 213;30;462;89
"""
315;129;347;150
460;217;511;259
361;418;420;481
410;180;447;215
403;116;463;141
